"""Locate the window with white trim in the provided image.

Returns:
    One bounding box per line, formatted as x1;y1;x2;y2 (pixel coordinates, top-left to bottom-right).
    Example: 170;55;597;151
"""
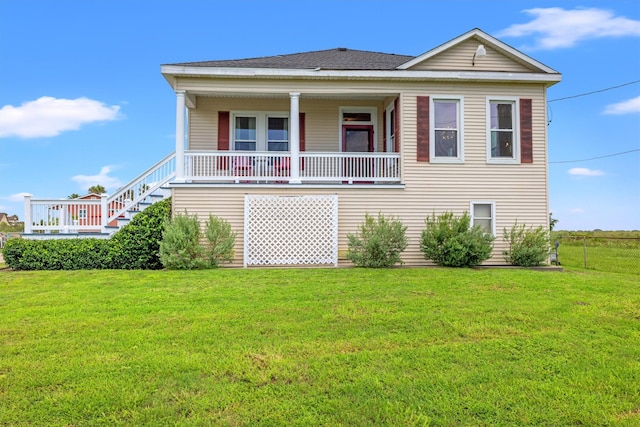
431;97;463;162
78;209;87;219
471;201;495;235
232;112;289;151
487;98;519;163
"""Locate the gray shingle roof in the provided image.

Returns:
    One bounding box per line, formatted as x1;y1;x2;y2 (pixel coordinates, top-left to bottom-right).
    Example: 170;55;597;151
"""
168;48;414;71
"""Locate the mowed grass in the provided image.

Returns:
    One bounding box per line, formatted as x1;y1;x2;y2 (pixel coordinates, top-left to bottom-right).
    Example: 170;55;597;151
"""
1;267;639;426
558;244;639;275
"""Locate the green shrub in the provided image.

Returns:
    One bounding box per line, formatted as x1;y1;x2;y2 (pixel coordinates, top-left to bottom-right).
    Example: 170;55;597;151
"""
347;213;408;268
503;222;550;267
2;238;110;270
420;211;494;267
107;198;171;269
159;212;207;270
204;214;236;267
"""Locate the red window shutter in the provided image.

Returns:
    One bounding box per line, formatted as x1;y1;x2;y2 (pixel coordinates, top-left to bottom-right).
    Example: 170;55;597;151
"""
299;112;305;151
417;96;430;162
218;111;230;151
394;98;400;153
520;99;533;163
299;112;305;170
217;111;230;169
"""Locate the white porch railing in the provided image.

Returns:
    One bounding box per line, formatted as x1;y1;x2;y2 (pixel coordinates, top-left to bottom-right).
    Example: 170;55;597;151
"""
24;153;176;235
184;151;401;183
24;195;108;234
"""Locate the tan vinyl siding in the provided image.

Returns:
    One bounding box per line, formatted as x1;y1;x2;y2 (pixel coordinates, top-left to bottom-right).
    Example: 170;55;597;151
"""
189;97;385;152
408;38;538;73
399;83;549;263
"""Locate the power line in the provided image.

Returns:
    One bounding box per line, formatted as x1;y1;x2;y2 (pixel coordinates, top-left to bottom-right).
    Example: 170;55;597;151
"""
550;148;640;164
548;80;640;103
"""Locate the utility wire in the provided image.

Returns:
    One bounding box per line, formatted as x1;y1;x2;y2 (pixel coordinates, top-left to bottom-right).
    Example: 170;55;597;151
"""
548;80;640;103
550;148;640;164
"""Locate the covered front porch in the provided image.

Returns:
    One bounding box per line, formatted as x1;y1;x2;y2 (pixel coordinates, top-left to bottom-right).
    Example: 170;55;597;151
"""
171;85;402;185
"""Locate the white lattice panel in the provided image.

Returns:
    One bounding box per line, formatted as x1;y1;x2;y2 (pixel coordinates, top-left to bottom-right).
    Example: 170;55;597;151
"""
244;195;338;267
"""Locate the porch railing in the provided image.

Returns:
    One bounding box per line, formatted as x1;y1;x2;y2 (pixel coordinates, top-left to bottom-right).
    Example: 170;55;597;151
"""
184;151;401;183
24;195;108;234
24;152;176;235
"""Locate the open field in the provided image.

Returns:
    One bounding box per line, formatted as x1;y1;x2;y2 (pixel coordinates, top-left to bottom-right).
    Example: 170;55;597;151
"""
554;231;640;275
1;267;639;426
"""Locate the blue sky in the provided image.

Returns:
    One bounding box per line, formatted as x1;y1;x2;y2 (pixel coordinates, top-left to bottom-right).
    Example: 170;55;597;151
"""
1;0;639;230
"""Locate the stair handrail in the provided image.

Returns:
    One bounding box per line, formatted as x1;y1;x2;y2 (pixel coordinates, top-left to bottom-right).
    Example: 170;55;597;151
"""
107;152;176;223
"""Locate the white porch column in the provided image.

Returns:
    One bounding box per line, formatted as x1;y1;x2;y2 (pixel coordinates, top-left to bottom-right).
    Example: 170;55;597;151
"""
289;92;301;184
24;195;32;233
175;90;186;182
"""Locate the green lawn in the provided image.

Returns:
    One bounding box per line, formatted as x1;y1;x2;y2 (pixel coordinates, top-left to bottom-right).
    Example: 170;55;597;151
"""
1;267;639;426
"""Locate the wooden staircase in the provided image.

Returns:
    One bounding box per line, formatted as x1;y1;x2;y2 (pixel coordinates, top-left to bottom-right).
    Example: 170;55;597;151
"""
22;153;176;239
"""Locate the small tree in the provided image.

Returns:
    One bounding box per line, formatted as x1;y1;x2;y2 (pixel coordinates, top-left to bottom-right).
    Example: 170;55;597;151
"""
159;212;207;270
204;214;236;266
88;185;106;194
503;222;550;267
347;213;408;268
420;211;494;267
549;212;559;231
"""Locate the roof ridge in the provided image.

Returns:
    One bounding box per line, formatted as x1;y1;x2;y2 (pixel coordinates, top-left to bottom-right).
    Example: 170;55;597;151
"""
165;47;414;69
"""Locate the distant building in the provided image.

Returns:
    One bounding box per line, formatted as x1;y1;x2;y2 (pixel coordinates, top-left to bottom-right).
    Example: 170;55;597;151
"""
0;213;19;226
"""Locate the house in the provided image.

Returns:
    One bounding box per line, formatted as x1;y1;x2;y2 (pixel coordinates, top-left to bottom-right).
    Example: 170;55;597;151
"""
158;28;560;267
23;28;561;266
66;193;124;230
0;213;19;227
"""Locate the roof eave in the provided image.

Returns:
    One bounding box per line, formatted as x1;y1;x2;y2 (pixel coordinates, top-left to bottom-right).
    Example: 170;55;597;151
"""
161;65;561;86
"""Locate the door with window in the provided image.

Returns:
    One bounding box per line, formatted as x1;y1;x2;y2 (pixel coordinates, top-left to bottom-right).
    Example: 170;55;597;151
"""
342;125;374;181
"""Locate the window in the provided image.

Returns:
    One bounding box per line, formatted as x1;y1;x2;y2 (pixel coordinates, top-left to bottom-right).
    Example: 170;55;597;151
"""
385;101;396;153
234;116;257;151
487;98;519;163
231;112;288;151
431;97;463;162
267;117;289;151
471;201;495;235
78;209;87;219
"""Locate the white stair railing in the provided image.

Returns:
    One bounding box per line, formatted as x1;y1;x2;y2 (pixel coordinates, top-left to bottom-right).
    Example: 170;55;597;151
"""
107;152;176;224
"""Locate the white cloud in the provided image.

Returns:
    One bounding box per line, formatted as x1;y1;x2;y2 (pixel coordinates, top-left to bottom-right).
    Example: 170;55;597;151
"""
71;166;122;191
570;208;585;214
8;192;33;202
0;96;120;139
603;96;640;115
498;7;640;49
568;167;605;176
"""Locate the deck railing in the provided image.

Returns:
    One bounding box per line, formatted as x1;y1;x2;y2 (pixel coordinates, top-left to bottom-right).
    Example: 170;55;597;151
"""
24;153;176;235
184;151;401;183
24;195;108;234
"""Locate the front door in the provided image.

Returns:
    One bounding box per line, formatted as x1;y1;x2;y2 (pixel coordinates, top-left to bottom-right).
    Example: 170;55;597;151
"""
342;125;374;153
342;125;374;182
